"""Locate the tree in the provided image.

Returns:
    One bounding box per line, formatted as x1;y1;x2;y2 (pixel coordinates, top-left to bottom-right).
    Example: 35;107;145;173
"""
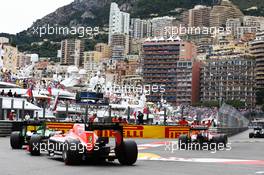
225;100;245;109
256;89;264;105
198;101;219;108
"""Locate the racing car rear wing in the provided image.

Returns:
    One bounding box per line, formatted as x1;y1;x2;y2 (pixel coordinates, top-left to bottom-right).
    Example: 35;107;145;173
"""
190;125;209;130
85;122;123;132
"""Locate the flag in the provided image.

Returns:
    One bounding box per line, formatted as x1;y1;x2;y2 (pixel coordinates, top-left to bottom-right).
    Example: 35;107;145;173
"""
52;93;59;111
47;86;52;105
47;86;52;95
27;87;33;97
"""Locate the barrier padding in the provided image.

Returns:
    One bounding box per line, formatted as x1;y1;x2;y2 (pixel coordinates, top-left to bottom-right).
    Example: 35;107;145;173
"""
100;125;190;139
3;120;248;139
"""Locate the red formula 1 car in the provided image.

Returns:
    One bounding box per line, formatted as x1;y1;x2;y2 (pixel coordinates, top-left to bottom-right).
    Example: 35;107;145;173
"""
178;125;228;150
28;122;138;166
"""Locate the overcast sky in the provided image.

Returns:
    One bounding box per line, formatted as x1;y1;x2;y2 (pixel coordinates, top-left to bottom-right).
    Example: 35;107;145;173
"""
0;0;74;34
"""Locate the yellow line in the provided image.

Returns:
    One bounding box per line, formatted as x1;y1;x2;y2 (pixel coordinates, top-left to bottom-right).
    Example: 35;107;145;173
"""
138;153;161;159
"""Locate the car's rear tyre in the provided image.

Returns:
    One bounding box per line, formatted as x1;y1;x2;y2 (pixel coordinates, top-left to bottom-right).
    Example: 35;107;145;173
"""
197;134;205;148
249;132;254;138
116;140;138;165
178;135;188;149
29;134;42;156
211;136;221;149
62;140;82;165
10;131;24;149
219;134;228;147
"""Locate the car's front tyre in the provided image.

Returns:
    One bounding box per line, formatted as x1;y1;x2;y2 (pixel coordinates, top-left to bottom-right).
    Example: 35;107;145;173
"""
10;131;24;149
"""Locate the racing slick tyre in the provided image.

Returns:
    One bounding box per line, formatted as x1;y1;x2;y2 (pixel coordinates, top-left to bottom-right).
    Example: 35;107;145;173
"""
10;131;24;149
256;132;261;138
116;140;138;166
249;132;254;138
219;135;228;147
29;134;42;156
211;136;220;149
178;135;189;150
197;134;205;148
62;140;82;165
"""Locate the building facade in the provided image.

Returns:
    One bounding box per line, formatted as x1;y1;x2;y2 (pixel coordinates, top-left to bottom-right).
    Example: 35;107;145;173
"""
108;2;130;45
83;51;103;76
17;53;31;68
110;33;129;60
142;39;199;105
95;43;111;60
2;45;18;73
130;18;152;39
250;31;264;89
60;39;84;67
151;16;175;37
188;5;211;27
210;0;243;27
200;58;255;107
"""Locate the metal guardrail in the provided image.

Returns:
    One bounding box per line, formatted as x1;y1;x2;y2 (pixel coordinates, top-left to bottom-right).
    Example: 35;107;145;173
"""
216;127;248;136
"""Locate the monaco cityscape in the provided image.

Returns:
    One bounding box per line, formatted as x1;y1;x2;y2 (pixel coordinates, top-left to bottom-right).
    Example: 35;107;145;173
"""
0;0;264;175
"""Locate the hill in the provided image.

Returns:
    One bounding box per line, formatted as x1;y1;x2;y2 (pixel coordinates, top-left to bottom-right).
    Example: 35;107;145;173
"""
1;0;263;58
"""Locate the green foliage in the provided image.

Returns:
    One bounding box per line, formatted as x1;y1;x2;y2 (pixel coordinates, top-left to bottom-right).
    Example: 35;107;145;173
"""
227;0;264;16
132;0;214;18
256;89;264;105
84;34;108;51
225;100;246;109
197;101;219;108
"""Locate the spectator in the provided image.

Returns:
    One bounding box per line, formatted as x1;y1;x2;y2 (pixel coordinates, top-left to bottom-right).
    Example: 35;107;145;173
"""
178;117;189;126
122;118;128;124
24;113;30;120
34;112;39;121
93;114;99;123
137;111;144;125
7;90;12;97
89;113;98;122
8;110;15;120
112;116;118;123
13;92;18;97
1;90;4;96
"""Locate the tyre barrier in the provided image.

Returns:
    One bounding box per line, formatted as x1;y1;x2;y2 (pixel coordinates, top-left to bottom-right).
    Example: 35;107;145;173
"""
0;121;13;137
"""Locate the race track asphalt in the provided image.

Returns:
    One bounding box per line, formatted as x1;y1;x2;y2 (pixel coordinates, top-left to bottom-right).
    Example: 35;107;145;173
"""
0;129;263;175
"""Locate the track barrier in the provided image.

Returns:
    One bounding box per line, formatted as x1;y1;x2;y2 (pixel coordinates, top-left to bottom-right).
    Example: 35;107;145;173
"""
0;121;248;138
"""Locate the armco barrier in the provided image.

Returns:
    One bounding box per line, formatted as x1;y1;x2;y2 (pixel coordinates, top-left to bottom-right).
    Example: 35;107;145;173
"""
216;127;248;137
